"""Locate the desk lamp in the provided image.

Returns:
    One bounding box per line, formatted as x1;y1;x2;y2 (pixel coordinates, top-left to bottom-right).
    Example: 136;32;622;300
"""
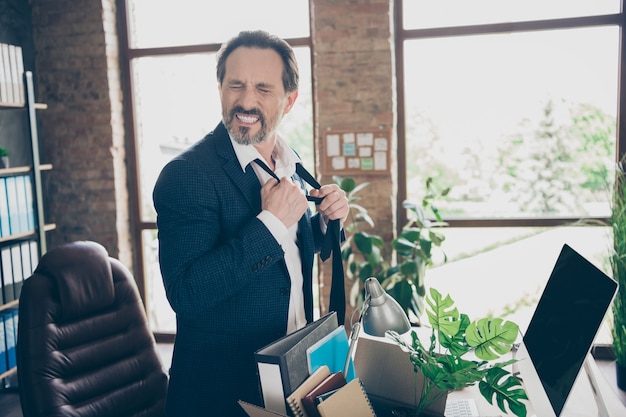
344;277;411;376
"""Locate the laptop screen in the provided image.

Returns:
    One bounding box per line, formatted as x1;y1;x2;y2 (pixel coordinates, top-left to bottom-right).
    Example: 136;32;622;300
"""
521;244;618;416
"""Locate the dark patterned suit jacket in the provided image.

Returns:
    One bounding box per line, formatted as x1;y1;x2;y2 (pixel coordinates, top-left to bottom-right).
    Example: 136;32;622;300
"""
153;122;322;417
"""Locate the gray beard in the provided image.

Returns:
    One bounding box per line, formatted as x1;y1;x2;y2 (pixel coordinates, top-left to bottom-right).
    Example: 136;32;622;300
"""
228;124;266;145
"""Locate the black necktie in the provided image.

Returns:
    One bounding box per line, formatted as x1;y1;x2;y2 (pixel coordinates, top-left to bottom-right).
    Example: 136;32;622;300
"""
254;158;345;324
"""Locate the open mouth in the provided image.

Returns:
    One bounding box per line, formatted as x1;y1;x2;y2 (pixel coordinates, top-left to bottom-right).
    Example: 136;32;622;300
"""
236;113;259;124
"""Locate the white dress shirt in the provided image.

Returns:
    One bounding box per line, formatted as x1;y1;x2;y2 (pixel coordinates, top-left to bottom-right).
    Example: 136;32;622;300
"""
230;135;307;334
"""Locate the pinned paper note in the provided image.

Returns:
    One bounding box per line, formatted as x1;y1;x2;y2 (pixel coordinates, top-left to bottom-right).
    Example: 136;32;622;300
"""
323;128;391;175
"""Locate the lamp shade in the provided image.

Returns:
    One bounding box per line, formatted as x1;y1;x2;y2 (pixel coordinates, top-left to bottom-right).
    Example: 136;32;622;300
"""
361;277;411;336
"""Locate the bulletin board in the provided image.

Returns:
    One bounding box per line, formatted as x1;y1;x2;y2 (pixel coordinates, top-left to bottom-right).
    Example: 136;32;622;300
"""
322;128;392;176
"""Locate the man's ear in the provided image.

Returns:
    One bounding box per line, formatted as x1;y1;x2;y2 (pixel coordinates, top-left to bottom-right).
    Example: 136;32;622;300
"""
283;90;299;115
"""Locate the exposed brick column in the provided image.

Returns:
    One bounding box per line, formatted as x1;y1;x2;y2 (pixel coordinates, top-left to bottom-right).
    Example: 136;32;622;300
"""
311;0;397;323
30;0;132;268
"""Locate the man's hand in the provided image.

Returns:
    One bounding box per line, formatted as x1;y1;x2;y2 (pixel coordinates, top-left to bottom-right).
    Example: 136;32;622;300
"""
261;177;309;228
309;184;349;226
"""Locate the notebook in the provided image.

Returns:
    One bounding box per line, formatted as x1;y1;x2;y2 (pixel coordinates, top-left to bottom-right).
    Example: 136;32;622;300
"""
316;378;376;417
286;365;331;417
301;372;346;417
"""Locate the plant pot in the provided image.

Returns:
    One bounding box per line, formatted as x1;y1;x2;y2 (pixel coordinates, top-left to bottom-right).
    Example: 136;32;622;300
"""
0;156;9;169
617;363;626;391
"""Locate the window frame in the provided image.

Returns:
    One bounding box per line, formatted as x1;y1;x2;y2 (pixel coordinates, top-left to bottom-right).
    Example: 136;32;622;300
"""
394;1;626;228
116;0;314;340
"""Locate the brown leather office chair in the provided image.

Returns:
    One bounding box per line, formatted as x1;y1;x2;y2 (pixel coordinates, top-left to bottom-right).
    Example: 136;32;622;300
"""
16;240;168;417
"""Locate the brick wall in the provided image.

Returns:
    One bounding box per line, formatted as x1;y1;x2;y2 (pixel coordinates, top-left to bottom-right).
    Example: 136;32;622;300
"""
27;0;398;323
30;0;132;268
312;0;397;322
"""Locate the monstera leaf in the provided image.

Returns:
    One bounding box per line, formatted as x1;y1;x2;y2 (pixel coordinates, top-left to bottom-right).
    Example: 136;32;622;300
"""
426;287;460;337
465;317;519;361
439;313;472;357
479;367;529;417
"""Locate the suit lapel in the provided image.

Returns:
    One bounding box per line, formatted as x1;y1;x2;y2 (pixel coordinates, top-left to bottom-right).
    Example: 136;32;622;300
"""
214;124;262;210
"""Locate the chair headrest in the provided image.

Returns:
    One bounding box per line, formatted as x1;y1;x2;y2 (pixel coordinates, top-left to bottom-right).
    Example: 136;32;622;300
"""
34;241;115;321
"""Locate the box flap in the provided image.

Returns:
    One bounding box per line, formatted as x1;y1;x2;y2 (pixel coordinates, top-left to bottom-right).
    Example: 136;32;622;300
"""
353;335;446;415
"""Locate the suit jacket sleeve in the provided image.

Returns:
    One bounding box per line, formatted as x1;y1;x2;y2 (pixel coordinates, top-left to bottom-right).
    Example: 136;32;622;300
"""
153;149;289;320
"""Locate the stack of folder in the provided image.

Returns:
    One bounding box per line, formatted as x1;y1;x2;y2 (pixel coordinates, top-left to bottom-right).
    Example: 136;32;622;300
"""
239;312;375;417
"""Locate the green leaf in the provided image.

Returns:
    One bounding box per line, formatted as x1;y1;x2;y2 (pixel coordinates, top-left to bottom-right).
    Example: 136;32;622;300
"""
402;200;418;211
399;259;419;276
386;279;413;315
348;179;370;195
466;318;519;361
358;263;373;281
434;355;486;391
420;238;433;259
354;211;375;228
439;313;471;356
353;232;374;254
365;246;383;265
479;367;528;417
426;288;460;337
429;229;446;246
369;234;385;248
337;176;356;193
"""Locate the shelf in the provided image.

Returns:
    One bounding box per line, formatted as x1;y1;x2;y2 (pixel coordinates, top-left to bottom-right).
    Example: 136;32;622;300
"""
0;102;46;110
0;223;56;245
0;366;17;381
0;300;18;313
0;164;52;178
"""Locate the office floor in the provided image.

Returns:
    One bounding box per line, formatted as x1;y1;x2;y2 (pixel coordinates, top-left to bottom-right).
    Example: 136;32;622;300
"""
0;343;174;417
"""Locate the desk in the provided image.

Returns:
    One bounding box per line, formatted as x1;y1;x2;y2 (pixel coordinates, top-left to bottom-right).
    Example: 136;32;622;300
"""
448;358;626;417
355;330;626;417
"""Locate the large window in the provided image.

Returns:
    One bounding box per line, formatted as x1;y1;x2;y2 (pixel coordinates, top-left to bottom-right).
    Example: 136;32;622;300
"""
397;0;623;339
120;0;313;336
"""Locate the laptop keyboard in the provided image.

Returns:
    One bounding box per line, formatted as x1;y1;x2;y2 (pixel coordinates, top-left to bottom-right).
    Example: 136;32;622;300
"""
445;399;480;417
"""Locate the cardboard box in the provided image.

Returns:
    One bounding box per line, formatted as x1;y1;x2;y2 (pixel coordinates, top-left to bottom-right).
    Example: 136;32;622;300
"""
240;329;447;417
353;334;447;417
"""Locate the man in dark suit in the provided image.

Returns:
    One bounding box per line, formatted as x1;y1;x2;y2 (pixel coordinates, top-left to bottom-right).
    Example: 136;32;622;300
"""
152;30;349;417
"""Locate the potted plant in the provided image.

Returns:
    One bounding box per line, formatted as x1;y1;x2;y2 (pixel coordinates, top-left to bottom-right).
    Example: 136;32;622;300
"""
610;158;626;390
387;287;529;417
339;176;450;322
0;147;9;168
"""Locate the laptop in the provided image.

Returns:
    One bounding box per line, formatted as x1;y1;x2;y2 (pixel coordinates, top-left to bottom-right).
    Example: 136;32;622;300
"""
516;243;618;417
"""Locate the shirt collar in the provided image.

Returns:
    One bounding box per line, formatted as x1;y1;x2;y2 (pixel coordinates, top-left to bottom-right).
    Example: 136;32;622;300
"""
230;133;302;173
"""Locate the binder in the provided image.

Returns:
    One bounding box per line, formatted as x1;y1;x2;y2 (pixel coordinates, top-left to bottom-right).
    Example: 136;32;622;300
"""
14;45;24;105
255;312;339;415
0;43;8;104
4;311;15;369
11;309;18;355
7;44;21;106
20;241;33;278
11;243;24;300
316;378;376;417
1;43;13;104
0;178;10;237
5;176;19;235
286;365;331;417
24;175;35;231
15;175;28;234
306;325;356;381
301;372;346;417
29;240;39;273
0;313;6;374
1;247;14;302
